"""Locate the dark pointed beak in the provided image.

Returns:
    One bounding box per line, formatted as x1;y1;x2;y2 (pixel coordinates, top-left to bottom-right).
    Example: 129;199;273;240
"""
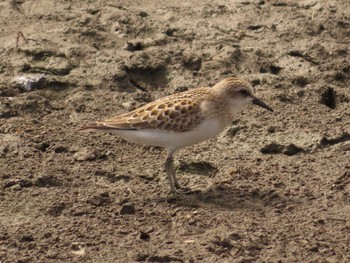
252;97;273;112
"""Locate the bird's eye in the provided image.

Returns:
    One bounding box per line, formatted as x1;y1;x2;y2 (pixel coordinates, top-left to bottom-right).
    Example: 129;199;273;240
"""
240;90;249;96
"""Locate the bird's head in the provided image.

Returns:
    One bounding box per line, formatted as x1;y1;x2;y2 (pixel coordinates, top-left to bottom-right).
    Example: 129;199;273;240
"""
212;77;273;113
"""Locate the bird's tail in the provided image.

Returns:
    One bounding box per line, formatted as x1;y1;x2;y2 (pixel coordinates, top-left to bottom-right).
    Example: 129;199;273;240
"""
76;122;110;132
77;121;138;133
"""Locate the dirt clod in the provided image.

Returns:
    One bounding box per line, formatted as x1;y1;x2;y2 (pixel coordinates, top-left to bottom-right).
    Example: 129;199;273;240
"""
73;148;97;161
20;235;34;243
140;231;150;240
35;176;61;187
177;161;218;175
260;143;285;154
120;203;136;215
87;193;110;207
261;143;304;155
320;87;337;109
284;144;304;156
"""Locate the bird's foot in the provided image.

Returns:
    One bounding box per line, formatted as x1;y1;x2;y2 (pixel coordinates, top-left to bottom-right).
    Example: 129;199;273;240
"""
169;186;193;195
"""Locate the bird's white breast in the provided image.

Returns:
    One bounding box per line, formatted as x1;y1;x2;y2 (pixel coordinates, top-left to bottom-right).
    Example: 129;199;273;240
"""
110;118;226;152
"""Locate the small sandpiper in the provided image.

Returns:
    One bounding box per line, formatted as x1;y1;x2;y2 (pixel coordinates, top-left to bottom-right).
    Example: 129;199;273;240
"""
78;77;273;194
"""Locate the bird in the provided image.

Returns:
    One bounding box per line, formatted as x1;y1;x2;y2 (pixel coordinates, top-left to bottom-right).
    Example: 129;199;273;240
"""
78;77;273;194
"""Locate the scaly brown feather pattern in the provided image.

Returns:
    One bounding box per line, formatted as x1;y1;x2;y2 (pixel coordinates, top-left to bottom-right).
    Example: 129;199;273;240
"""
85;88;212;132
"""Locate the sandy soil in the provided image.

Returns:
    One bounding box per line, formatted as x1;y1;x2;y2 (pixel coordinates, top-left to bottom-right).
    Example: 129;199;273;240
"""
0;0;350;262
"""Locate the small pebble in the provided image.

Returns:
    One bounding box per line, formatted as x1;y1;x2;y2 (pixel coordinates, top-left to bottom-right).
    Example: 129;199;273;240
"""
73;148;97;161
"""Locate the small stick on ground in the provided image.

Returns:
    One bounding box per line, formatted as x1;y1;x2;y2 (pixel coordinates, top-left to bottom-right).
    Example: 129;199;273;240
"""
16;31;28;51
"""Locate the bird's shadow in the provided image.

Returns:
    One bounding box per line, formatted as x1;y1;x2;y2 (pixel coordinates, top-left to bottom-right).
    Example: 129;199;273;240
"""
156;184;298;212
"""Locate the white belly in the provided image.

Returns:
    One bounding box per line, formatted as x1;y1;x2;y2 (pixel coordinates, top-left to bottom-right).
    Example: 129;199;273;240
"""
109;119;226;152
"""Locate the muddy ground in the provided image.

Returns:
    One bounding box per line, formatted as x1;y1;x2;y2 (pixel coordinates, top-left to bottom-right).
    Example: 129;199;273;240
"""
0;0;350;262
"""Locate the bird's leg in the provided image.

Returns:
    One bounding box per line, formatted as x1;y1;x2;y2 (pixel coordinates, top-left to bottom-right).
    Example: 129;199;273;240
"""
172;167;181;189
164;155;176;194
